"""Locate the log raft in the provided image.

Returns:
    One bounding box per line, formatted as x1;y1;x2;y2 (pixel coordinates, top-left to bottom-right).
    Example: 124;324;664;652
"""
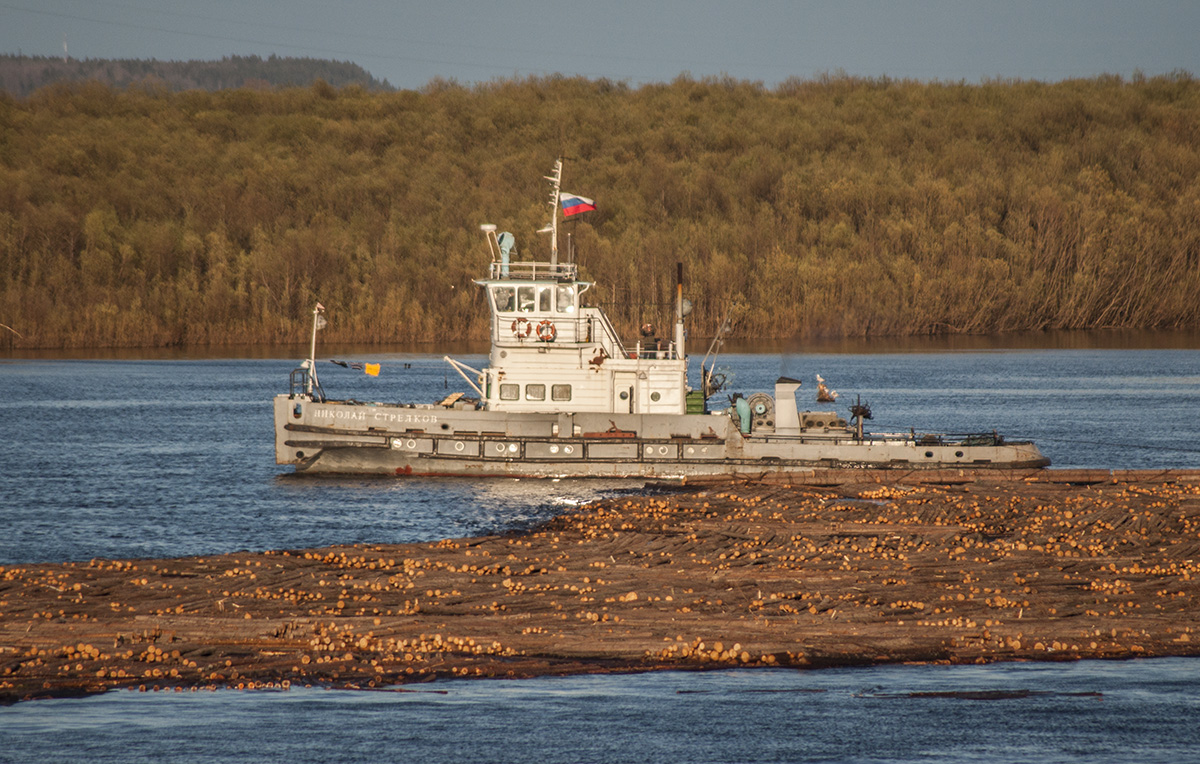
3;469;1200;703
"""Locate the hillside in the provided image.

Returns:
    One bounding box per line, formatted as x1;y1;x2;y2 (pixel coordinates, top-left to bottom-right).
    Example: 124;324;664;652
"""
0;54;392;98
0;73;1198;349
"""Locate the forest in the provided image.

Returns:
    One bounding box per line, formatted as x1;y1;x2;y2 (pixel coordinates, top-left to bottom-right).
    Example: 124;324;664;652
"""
0;54;392;98
0;72;1198;349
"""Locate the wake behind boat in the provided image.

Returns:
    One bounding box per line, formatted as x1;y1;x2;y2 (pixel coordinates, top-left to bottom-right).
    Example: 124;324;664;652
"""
273;160;1049;477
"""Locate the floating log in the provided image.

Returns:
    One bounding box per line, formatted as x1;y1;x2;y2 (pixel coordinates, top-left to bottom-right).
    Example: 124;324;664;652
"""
3;469;1199;703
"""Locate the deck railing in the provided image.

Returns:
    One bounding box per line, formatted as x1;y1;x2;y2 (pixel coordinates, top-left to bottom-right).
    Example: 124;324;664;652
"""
488;261;578;281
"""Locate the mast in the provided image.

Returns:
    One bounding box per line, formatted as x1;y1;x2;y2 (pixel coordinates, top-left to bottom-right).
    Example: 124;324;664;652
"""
542;158;563;266
306;303;325;396
675;262;685;360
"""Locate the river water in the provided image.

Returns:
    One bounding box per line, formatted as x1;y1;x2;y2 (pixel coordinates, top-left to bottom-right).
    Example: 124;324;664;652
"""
1;344;1199;762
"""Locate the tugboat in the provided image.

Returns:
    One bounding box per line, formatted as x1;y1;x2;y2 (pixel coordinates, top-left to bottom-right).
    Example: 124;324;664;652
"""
273;161;1049;477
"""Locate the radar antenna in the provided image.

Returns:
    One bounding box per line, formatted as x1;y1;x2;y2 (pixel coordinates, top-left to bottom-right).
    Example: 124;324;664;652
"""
848;395;873;440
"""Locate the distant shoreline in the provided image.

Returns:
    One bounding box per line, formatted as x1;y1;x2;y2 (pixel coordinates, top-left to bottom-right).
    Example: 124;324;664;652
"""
0;53;392;98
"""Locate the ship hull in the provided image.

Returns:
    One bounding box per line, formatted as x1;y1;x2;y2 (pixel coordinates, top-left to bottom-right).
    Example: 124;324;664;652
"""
275;396;1050;478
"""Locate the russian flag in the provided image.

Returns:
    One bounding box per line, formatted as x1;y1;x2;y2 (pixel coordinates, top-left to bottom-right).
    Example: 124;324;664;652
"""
560;193;596;216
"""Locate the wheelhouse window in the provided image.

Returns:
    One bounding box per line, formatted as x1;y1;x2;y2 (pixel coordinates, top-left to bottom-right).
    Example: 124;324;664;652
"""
491;286;515;312
517;286;536;312
555;285;576;314
525;384;546;401
499;383;519;400
551;384;572;401
537;286;552;311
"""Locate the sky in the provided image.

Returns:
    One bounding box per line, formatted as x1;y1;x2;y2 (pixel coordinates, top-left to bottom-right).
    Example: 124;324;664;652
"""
2;0;1198;89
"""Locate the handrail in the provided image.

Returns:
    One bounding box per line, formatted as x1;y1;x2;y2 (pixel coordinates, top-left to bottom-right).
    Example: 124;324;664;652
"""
586;308;628;358
488;261;578;281
868;431;1007;446
289;367;326;402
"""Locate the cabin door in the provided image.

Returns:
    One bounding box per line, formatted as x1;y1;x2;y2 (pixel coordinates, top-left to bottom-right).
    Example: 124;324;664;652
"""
613;372;636;414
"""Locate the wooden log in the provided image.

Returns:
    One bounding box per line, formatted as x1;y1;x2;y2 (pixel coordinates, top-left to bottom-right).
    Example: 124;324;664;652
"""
2;470;1199;703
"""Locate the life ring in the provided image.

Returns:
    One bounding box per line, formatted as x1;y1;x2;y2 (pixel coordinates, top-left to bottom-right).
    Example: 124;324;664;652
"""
511;318;532;338
536;320;557;342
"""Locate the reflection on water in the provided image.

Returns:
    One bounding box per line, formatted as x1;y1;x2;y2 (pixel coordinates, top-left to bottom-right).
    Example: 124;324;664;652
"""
3;328;1199;361
761;328;1200;354
271;474;649;545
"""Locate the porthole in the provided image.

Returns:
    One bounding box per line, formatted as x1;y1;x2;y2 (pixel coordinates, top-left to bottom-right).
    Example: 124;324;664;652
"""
564;446;574;455
644;446;654;455
508;443;519;453
550;445;560;454
296;450;305;458
658;446;669;456
924;451;934;458
650;392;661;402
494;443;506;453
454;441;465;452
619;391;629;400
955;451;964;458
406;439;417;449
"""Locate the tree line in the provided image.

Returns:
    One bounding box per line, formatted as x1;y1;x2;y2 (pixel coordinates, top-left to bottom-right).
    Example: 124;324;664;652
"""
0;72;1197;349
0;54;392;99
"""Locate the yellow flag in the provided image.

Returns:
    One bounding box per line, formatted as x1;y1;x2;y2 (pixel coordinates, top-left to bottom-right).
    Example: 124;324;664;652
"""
364;363;380;377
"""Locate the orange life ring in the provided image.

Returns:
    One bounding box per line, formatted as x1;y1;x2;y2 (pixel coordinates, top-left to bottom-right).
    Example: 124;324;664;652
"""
511;318;532;338
536;320;557;342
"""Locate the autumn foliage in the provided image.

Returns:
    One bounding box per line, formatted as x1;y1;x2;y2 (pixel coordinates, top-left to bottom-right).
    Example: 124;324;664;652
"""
1;73;1198;349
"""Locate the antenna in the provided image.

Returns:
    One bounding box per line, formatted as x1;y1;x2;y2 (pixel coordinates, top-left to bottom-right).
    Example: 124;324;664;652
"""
480;223;498;261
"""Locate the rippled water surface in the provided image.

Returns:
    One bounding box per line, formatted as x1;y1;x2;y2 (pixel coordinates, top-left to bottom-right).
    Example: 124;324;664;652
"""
1;347;1198;762
2;348;1197;564
3;660;1199;764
